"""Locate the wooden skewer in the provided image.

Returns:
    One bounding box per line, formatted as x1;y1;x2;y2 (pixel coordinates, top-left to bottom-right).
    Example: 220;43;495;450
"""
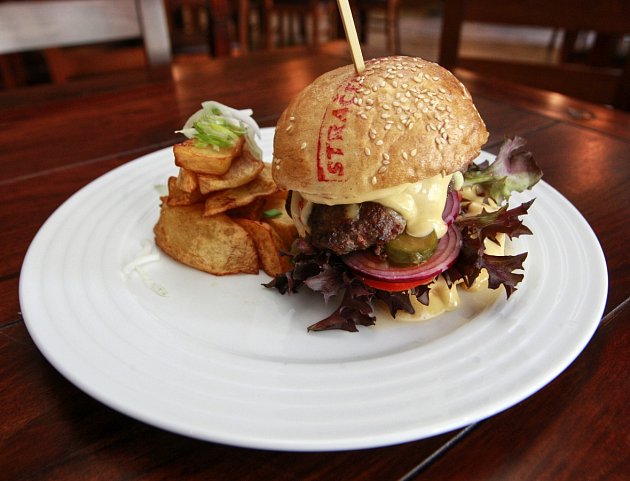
336;0;365;74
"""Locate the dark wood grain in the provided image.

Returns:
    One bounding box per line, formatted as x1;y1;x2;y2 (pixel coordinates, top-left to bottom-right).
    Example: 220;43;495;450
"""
1;45;628;480
411;299;630;481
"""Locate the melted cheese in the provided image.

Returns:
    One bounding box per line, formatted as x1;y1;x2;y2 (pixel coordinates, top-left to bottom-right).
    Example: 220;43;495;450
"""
461;185;498;215
376;174;452;238
300;173;453;238
386;276;461;322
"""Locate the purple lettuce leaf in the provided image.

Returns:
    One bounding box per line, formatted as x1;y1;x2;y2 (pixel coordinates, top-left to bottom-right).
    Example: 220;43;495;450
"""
464;136;543;204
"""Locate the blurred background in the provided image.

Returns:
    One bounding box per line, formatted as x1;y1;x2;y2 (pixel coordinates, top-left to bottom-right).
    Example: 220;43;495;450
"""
1;0;628;109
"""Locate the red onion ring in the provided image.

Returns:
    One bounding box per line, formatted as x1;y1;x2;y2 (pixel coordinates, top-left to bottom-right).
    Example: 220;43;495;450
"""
442;190;461;226
341;225;462;283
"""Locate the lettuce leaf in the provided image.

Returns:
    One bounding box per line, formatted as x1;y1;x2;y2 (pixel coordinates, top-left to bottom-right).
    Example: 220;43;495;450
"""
464;136;542;204
447;200;534;297
264;241;433;332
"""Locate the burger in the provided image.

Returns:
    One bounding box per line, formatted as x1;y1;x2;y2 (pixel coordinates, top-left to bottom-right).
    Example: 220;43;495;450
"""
266;56;542;332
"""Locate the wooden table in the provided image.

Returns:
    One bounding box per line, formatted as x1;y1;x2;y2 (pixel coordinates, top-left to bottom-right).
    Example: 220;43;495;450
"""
1;43;628;480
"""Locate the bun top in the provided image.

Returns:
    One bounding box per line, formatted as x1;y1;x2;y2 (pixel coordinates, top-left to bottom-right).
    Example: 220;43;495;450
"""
272;56;488;201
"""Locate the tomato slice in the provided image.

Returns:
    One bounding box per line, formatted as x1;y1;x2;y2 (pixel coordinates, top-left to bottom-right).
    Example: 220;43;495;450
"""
361;276;434;292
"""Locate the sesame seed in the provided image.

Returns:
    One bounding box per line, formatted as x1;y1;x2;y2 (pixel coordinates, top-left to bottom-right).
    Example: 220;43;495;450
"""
381;113;390;119
411;148;418;156
289;116;295;121
433;76;440;81
376;139;384;145
300;142;307;150
383;153;390;160
383;104;391;110
360;113;368;120
378;166;387;173
365;147;371;156
286;124;293;132
384;124;392;130
408;122;414;130
402;151;409;160
371;176;377;185
382;159;390;165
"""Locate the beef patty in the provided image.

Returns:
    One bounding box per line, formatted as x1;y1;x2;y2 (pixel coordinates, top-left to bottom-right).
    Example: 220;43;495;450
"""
308;202;406;255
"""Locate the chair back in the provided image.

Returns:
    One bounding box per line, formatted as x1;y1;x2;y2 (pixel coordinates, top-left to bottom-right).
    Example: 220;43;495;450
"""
0;0;171;85
439;0;630;109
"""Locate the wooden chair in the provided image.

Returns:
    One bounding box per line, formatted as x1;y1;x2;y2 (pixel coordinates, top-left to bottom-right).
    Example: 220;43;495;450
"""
353;0;401;54
262;0;338;49
0;0;172;87
438;0;630;109
165;0;250;56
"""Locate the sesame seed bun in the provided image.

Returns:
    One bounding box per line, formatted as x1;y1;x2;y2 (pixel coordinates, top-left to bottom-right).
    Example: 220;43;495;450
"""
272;56;488;201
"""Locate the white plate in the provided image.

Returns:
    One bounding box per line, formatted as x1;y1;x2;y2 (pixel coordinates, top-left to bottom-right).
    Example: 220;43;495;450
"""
20;128;607;451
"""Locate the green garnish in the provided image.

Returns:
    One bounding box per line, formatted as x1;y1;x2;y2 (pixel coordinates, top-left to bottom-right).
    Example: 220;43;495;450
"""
192;111;246;149
263;208;282;218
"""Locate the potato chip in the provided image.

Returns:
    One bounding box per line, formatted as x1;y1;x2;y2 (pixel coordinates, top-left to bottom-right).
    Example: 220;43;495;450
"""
175;168;199;193
235;219;291;277
264;213;297;250
154;202;259;275
260;191;297;249
227;198;266;220
197;148;264;194
203;164;277;217
173;137;243;175
166;176;204;206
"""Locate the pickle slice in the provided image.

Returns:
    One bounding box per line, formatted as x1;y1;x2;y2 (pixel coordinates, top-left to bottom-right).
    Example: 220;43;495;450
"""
385;231;438;265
